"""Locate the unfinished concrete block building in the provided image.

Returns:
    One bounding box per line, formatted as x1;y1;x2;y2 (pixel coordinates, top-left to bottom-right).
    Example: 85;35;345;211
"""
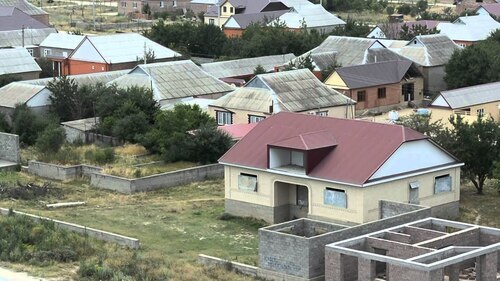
326;218;500;281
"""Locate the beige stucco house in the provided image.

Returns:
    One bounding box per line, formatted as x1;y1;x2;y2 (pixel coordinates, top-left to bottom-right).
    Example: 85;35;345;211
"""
430;81;500;124
219;112;463;225
208;69;355;125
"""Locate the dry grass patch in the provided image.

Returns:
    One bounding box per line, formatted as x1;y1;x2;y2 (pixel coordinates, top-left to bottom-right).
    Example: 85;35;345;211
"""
459;181;500;228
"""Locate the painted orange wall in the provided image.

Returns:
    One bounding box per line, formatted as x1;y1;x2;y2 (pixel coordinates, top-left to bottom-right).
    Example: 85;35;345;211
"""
224;28;244;37
67;59;109;75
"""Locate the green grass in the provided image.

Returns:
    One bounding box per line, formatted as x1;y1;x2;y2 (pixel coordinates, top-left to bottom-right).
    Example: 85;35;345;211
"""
0;172;264;280
458;181;500;228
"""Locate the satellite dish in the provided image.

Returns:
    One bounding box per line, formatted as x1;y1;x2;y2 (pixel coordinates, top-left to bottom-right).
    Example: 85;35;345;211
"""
388;110;399;123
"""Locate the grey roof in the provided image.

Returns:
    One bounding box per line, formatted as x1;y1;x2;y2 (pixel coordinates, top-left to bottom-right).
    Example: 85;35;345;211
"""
391;34;460;67
61;117;99;131
437;14;500;42
22;69;129;86
211;87;272;112
122;60;235;101
272;4;345;29
476;3;500;17
0;27;56;47
334;60;416;89
39;33;85;50
0;48;41;75
0;0;47;15
0;6;49;31
201;53;296;78
246;69;354;112
223;10;287;29
438;81;500;109
0;82;45;107
206;0;272;16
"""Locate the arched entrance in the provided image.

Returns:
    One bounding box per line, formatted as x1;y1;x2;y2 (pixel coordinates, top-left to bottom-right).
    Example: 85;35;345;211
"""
273;181;310;223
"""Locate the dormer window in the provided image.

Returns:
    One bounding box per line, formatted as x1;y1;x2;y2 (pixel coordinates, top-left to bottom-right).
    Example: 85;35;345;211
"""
269;148;305;173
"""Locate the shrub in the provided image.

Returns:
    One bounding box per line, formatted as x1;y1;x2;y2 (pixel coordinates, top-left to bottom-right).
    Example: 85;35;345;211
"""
0;112;10;133
84;147;115;165
36;124;65;154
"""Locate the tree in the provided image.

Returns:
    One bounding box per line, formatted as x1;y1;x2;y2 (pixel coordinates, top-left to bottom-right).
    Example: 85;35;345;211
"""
330;17;371;37
188;124;233;164
416;0;428;13
36;124;65;154
142;3;151;19
320;59;341;81
36;58;53;78
0;112;10;133
445;116;500;194
397;4;412;15
396;113;444;138
0;74;21;88
253;64;266;75
399;24;440;40
386;6;394;15
137;48;156;64
12;104;51;146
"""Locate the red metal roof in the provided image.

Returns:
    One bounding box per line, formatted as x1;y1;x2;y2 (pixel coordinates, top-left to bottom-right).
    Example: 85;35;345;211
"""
219;112;430;185
218;123;258;140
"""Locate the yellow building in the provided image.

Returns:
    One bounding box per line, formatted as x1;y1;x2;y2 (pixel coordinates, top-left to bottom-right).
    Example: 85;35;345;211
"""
204;0;236;27
208;69;355;125
219;112;463;225
430;81;500;124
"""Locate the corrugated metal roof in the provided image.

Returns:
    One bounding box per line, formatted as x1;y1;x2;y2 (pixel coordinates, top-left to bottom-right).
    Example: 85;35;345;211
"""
270;130;337;150
438;81;500;109
437;14;500;42
128;60;235;101
0;7;49;31
201;53;295;78
477;3;500;17
248;69;354;112
80;33;181;64
219;112;437;185
224;10;287;29
22;69;129;86
0;27;56;47
211;87;273;112
272;4;345;28
61;117;99;131
335;60;414;89
309;51;338;71
391;34;460;66
39;33;85;50
0;82;44;107
218;123;257;140
190;0;218;4
0;48;40;75
0;0;47;15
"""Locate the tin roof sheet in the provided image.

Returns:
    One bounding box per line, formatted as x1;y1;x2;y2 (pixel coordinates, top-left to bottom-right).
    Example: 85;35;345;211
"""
437;81;500;109
0;47;40;75
0;82;44;107
201;54;295;78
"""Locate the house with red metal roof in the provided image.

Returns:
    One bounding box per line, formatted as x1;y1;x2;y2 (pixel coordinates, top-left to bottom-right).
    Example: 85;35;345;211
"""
219;112;463;224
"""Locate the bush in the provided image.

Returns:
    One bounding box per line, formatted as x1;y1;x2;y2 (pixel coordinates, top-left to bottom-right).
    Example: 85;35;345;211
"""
397;4;412;15
12;104;53;146
36;124;65;154
0;112;10;133
84;147;115;165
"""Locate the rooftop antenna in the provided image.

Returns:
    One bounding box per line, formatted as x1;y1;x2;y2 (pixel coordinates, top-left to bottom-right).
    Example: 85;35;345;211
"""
144;41;147;65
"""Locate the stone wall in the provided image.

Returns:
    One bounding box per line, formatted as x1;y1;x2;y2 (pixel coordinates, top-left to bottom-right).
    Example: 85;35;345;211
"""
27;161;102;181
259;201;431;279
0;132;20;163
0;208;139;249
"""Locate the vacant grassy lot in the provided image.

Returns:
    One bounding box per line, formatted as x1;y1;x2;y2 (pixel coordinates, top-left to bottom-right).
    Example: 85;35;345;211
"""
0;172;264;280
458;181;500;228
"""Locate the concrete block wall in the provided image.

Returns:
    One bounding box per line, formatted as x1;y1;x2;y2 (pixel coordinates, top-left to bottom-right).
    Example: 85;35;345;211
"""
27;161;102;181
0;208;139;249
380;201;423;219
0;132;20;163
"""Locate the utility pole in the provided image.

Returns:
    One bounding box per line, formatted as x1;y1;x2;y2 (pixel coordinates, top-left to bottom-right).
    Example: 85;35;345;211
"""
22;25;25;47
143;41;147;65
93;0;96;30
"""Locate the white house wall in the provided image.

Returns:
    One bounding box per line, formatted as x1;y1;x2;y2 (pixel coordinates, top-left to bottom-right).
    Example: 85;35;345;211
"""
431;95;451;108
370;140;456;180
26;88;51;107
269;148;291;168
367;27;386;39
70;39;106;63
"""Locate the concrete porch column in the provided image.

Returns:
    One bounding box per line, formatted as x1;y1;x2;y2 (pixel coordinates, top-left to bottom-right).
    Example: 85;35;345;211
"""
358;257;376;281
476;252;498;281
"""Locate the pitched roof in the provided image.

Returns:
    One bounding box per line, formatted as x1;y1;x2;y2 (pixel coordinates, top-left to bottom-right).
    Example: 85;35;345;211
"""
119;60;235;101
391;34;460;66
211;87;272;112
374;20;443;39
245;69;354;112
0;0;47;15
270;130;337;150
223;10;287;29
0;6;48;31
200;53;295;78
39;33;85;50
477;3;500;16
437;14;500;42
0;48;41;75
71;33;181;64
0;27;56;47
218;122;258;140
334;60;415;89
0;82;45;107
219;112;444;185
272;4;345;28
434;81;500;109
205;0;273;16
23;69;128;86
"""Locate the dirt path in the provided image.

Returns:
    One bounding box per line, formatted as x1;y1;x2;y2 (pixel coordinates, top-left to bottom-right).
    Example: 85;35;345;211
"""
0;267;47;281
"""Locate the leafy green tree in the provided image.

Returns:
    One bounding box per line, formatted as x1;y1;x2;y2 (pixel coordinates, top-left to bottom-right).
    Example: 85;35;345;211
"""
386;6;394;15
320;59;341;81
0;74;21;88
444;45;496;89
0;112;10;133
36;58;54;78
142;2;151;18
330;17;371;37
444;116;500;194
397;4;412;15
36;124;65;154
253;64;266;75
399;24;439;40
396;113;444;138
12;104;52;146
416;0;428;13
188;124;233;164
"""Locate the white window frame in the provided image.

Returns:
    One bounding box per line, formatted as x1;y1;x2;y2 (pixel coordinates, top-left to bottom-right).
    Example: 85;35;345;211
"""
476;108;484;117
434;175;452;194
216;111;232;125
249;115;265;123
159;0;164;7
43;48;51;57
173;0;177;7
324;188;347;208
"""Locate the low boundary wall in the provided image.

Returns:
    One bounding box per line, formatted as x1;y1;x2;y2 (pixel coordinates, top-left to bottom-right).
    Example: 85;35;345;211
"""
27;161;224;194
0;208;140;249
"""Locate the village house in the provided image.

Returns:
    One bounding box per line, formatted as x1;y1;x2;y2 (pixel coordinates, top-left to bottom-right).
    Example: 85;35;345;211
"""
200;53;296;85
190;0;217;14
436;14;500;47
455;0;498;14
367;20;443;40
474;2;500;18
324;60;424;114
0;48;41;80
0;0;49;25
117;0;191;18
208;69;355;125
108;60;234;106
430;81;500;124
219;112;463;225
45;33;180;76
0;82;50;124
